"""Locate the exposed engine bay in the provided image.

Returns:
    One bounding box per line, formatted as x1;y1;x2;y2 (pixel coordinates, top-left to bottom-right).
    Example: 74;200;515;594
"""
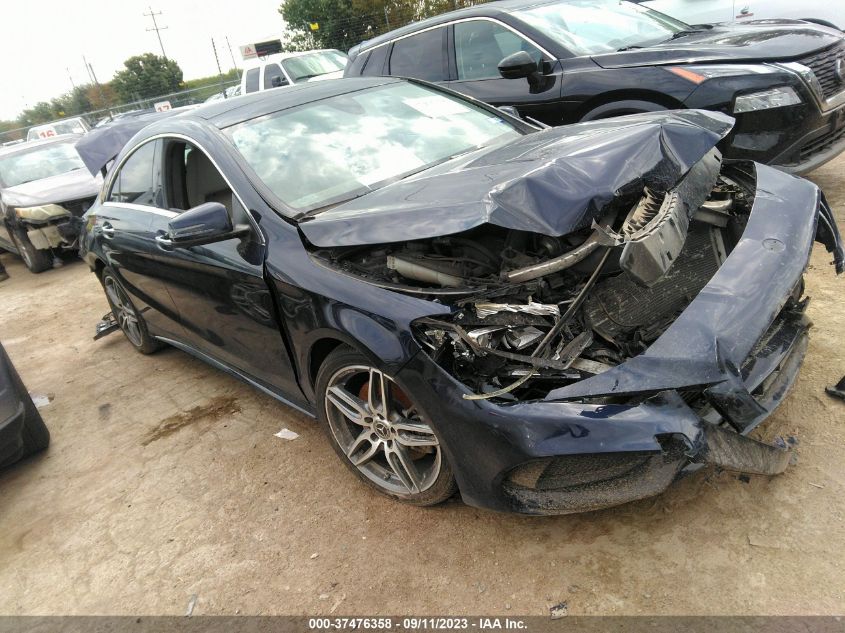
309;152;757;402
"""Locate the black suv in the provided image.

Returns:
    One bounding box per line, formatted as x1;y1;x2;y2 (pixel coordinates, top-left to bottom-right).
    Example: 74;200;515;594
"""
345;0;845;174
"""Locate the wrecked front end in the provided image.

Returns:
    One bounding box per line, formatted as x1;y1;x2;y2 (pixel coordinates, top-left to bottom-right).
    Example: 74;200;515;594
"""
304;112;844;514
1;173;102;255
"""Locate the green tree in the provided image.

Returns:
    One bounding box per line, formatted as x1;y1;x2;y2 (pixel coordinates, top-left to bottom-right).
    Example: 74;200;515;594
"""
280;0;376;52
279;0;485;52
111;53;184;102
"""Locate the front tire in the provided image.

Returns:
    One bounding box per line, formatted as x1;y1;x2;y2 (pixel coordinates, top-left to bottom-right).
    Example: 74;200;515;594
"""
316;347;457;506
10;229;52;273
100;267;162;354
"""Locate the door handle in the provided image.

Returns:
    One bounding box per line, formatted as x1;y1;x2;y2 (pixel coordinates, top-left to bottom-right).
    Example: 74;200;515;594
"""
101;222;115;239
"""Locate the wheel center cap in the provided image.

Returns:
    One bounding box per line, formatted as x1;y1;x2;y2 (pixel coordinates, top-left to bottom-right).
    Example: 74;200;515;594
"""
373;420;391;439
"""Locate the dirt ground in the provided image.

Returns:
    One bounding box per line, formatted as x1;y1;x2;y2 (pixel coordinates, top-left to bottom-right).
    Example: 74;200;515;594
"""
0;156;844;617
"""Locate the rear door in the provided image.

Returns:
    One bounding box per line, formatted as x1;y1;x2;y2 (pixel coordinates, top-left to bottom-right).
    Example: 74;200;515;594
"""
97;138;182;338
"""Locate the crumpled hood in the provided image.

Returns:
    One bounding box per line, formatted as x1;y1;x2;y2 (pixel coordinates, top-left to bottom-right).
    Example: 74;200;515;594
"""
591;21;842;69
299;109;733;248
1;169;102;208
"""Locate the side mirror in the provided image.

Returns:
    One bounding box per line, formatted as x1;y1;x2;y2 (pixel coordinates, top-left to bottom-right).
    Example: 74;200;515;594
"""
157;202;248;249
498;51;543;88
270;76;287;88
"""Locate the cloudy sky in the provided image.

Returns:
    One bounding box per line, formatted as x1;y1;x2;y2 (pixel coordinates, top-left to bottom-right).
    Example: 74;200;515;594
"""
0;0;286;120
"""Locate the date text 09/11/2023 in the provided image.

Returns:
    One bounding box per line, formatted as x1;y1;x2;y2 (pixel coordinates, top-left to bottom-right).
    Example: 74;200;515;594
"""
308;617;529;630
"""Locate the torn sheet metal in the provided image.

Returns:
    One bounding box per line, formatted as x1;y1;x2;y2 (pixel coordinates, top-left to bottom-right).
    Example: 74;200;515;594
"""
299;110;734;247
475;299;560;319
545;163;823;402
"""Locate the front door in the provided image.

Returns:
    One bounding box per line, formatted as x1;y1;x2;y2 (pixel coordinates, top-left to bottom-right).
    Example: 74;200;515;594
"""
98;138;182;338
150;137;300;397
445;20;564;125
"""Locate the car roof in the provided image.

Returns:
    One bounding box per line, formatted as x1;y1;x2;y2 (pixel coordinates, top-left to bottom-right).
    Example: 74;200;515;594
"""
176;76;400;128
354;0;558;52
242;48;342;69
0;133;81;158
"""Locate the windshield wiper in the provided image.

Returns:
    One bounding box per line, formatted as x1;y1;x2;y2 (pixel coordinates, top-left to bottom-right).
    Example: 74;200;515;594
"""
665;27;712;41
616;45;643;51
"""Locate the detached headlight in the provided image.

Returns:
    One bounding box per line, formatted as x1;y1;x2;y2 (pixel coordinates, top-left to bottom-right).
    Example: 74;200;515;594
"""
733;87;802;113
14;204;70;223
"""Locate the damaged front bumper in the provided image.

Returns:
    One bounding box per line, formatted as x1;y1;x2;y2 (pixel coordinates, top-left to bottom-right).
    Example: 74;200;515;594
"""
398;163;842;515
14;203;89;251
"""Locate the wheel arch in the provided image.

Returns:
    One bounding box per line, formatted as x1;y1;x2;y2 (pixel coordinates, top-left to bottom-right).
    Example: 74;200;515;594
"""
576;90;684;121
308;337;347;393
302;321;415;401
93;257;106;280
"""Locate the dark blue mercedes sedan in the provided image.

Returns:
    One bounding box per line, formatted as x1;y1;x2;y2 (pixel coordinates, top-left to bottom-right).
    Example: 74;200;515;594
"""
79;77;843;514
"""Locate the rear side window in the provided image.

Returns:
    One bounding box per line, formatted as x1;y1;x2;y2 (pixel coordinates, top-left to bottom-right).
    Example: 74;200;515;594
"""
263;63;289;89
244;68;260;93
362;45;389;76
389;28;447;81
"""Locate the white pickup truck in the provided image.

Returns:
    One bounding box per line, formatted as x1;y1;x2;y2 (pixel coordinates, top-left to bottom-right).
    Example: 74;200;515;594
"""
240;49;347;94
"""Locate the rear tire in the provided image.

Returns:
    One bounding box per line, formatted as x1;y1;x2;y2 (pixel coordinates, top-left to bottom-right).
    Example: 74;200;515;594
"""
10;229;52;273
100;267;162;354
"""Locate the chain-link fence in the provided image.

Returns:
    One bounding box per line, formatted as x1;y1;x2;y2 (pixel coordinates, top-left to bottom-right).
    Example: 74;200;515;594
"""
1;79;239;145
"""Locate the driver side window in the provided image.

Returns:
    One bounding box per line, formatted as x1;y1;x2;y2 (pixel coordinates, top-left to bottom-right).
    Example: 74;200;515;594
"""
454;21;543;81
264;63;289;89
107;140;163;206
161;139;248;223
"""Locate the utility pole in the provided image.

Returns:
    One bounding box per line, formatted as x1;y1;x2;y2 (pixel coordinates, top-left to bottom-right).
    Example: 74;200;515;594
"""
144;6;169;59
225;36;240;80
66;67;77;90
83;55;110;117
211;38;227;98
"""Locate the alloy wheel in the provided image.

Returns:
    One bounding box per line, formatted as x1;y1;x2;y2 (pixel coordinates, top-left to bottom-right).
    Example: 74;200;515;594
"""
104;276;143;347
324;365;442;496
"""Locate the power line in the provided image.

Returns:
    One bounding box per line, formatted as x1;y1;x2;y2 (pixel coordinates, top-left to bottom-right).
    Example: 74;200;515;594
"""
144;6;169;59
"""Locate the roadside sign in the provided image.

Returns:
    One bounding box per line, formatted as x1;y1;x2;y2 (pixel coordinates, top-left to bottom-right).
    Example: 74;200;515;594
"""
154;101;172;112
240;44;257;60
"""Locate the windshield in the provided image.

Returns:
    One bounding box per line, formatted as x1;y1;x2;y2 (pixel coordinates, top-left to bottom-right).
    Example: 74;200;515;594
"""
511;0;689;55
0;140;86;187
26;118;88;141
227;82;521;214
281;50;348;83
